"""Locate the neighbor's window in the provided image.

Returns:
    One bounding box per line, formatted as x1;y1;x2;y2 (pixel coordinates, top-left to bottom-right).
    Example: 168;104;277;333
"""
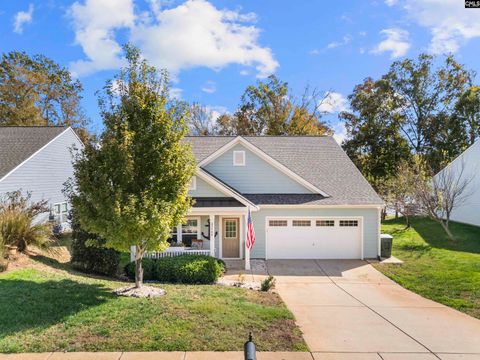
292;220;311;227
316;220;335;227
53;202;68;223
233;150;245;166
269;220;288;227
189;176;197;190
339;220;358;227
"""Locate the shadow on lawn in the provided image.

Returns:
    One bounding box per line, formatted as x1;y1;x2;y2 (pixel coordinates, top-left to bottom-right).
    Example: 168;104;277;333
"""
384;217;480;254
0;277;114;339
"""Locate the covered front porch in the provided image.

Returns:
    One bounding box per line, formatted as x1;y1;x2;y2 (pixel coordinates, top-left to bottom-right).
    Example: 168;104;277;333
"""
142;199;255;269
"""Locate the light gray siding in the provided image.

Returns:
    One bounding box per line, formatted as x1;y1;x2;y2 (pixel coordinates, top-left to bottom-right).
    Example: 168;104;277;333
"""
189;176;227;198
204;144;313;194
250;207;380;259
0;128;83;221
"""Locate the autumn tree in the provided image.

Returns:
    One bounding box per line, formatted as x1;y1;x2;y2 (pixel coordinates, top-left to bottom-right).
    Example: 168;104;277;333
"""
341;78;410;197
66;45;196;289
215;75;332;136
0;51;88;139
455;85;480;146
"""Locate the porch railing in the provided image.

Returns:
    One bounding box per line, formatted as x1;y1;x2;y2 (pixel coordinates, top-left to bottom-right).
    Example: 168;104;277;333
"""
130;246;210;261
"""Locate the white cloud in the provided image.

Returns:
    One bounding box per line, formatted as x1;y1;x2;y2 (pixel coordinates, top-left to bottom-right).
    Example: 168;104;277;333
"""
68;0;278;78
371;28;411;59
384;0;397;6
333;122;347;145
327;34;352;49
399;0;480;54
68;0;135;77
201;81;216;94
170;87;183;100
308;49;320;56
319;92;348;114
13;4;34;34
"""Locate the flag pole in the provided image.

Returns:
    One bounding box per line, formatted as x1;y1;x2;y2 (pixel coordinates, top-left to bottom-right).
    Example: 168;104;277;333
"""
245;208;251;271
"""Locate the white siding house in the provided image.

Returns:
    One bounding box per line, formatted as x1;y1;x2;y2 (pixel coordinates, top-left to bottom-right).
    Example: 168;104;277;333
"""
434;140;480;227
0;126;83;227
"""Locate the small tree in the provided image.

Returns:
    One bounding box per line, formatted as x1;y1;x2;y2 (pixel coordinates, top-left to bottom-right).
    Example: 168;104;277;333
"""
385;159;422;228
66;45;196;288
415;160;474;240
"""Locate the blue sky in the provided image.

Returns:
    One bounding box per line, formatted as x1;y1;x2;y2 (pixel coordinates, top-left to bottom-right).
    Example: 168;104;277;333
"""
1;0;480;140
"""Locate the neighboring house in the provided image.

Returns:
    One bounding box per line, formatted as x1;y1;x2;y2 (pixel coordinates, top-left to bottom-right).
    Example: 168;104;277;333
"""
0;126;83;229
167;135;384;266
434;140;480;227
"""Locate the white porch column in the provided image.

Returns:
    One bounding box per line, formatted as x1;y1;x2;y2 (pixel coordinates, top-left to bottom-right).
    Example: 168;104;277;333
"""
177;224;182;244
244;212;250;270
209;214;215;257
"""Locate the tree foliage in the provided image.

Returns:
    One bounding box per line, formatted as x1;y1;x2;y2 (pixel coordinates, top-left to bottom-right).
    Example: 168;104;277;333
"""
0;51;88;138
455;85;480;146
209;75;332;136
66;45;196;288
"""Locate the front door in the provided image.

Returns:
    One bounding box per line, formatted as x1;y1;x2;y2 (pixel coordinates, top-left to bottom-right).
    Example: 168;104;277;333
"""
222;218;240;258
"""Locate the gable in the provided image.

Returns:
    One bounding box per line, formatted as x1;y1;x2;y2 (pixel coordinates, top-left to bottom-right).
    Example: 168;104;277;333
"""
204;143;314;194
189;176;227;198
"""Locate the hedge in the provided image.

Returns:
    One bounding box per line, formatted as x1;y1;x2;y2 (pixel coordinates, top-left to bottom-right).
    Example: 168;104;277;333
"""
125;255;226;284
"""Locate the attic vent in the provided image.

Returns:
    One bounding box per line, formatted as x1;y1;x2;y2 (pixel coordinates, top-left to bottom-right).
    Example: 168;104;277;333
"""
233;150;245;166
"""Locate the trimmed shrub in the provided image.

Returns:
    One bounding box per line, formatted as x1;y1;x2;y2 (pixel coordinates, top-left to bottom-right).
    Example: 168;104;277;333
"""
124;254;225;284
70;215;120;277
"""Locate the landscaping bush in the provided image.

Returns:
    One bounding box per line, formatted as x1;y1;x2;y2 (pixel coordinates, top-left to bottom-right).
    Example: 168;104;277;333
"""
260;275;276;292
0;191;54;253
124;255;225;284
70;214;120;277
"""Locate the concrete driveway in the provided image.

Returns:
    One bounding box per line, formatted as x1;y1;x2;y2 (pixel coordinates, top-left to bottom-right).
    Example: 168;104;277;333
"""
267;259;480;360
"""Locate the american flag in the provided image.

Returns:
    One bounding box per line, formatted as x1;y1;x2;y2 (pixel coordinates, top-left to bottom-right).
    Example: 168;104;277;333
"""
246;208;256;250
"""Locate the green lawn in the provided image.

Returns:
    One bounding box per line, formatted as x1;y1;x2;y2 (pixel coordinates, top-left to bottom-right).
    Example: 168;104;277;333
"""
0;268;307;353
375;217;480;319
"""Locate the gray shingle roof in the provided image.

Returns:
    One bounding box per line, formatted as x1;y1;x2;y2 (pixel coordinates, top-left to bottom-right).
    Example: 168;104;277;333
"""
0;126;67;179
185;136;384;206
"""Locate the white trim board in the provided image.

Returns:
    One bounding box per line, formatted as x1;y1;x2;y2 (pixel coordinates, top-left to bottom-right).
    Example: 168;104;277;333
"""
198;136;329;197
0;127;73;184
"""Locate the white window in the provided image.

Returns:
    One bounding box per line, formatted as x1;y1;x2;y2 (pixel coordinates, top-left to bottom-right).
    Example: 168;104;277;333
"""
339;220;358;227
53;202;68;223
269;220;288;227
233;150;245;166
317;220;335;227
182;219;199;235
189;176;197;190
292;220;311;227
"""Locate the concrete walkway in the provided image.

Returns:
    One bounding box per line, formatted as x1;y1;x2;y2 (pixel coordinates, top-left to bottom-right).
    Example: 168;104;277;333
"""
269;259;480;360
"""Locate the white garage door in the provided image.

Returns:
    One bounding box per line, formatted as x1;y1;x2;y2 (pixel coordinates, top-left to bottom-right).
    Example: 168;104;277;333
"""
266;218;362;259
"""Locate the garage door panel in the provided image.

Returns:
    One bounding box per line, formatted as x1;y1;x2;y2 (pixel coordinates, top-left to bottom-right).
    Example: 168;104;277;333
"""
266;218;362;259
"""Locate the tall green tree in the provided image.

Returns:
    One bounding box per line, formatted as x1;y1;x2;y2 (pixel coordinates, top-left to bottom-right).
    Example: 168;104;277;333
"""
455;85;480;146
0;51;88;138
66;45;196;288
341;78;411;195
215;75;332;136
385;54;471;169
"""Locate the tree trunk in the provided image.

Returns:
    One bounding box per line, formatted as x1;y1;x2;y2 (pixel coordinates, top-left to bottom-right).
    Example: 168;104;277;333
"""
405;215;410;229
381;208;386;221
440;221;455;241
134;245;145;288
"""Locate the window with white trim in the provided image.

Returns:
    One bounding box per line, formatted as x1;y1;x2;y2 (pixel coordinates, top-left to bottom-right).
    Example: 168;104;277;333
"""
292;220;311;227
269;220;288;227
189;176;197;190
316;220;335;227
182;219;199;235
233;150;245;166
53;202;68;223
339;220;358;227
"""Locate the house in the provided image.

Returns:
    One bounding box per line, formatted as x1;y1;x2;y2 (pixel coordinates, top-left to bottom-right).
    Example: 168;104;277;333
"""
165;135;384;269
434;140;480;227
0;126;83;228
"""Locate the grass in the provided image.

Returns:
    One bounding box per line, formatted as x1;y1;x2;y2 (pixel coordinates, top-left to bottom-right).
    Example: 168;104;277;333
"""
0;267;306;353
375;217;480;319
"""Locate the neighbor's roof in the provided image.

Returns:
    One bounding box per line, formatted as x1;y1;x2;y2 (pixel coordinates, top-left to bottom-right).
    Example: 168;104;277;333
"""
185;136;384;206
0;126;67;180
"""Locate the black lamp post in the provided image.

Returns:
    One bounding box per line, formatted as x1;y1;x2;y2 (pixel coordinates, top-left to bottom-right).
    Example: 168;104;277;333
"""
244;332;256;360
